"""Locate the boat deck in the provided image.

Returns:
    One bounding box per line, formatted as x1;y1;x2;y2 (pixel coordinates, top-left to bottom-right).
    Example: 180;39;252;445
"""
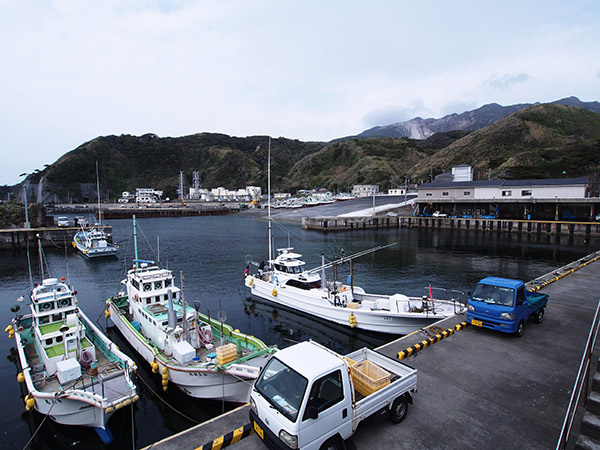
26;342;127;400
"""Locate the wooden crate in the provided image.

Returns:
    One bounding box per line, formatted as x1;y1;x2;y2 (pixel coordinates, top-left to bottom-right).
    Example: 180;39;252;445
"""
216;343;237;365
351;360;391;397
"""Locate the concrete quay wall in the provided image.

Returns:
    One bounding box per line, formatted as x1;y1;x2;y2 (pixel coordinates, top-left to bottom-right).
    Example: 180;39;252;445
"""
0;225;113;249
303;215;600;237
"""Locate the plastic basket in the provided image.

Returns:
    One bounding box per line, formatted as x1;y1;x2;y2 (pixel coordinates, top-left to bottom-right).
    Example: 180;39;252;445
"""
351;360;391;397
216;343;237;365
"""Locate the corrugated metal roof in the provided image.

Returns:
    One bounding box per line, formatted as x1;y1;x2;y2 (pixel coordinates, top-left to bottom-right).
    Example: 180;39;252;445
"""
418;177;588;189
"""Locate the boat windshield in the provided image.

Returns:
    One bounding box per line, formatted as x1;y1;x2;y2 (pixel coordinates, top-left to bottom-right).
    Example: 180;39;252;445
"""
254;357;307;422
471;284;514;307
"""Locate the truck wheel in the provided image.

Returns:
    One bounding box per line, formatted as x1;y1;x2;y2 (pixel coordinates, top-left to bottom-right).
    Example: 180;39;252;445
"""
515;320;525;337
533;308;544;324
389;396;409;424
319;436;343;450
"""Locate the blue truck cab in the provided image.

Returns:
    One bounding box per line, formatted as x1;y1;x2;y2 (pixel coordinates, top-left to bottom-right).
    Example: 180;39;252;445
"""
466;277;549;337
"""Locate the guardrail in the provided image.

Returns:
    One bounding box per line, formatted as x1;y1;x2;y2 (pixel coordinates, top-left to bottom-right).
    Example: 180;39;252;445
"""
556;299;600;449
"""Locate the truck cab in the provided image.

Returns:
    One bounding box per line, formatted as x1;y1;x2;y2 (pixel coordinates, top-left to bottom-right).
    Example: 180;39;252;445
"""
466;277;548;337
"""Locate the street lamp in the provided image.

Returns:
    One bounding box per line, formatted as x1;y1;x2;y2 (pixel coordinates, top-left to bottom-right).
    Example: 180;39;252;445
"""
18;172;30;228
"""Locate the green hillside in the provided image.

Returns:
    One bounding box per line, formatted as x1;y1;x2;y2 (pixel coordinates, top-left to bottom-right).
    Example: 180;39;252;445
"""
410;104;600;182
16;103;600;203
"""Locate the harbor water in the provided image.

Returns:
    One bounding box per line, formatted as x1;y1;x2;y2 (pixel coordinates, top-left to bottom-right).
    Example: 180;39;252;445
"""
0;212;598;449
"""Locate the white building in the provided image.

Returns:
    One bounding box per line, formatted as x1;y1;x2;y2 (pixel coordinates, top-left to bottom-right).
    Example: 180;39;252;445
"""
136;188;163;203
273;193;292;199
352;185;380;197
418;177;589;200
187;186;261;202
118;191;136;203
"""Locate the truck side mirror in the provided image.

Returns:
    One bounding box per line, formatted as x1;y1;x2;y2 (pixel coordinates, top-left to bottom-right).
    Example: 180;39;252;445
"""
305;405;319;420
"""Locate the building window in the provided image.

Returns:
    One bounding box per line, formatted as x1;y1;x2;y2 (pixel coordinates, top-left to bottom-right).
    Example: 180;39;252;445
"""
463;191;471;196
502;190;512;197
426;193;432;197
442;192;449;196
521;190;532;196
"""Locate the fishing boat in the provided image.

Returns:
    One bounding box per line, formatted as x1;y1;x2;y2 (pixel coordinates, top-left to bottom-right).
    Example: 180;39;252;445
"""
72;162;118;258
7;247;138;442
244;139;466;335
73;226;118;258
105;215;276;403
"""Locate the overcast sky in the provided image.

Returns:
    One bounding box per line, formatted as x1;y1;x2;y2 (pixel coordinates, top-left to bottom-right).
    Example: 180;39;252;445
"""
1;0;599;185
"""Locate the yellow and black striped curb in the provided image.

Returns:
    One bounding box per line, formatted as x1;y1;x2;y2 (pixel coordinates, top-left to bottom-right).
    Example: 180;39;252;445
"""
527;251;600;291
194;423;254;450
397;321;469;360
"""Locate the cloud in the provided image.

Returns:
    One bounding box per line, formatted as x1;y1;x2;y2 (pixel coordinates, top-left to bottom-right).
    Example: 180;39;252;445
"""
482;73;532;91
362;100;430;128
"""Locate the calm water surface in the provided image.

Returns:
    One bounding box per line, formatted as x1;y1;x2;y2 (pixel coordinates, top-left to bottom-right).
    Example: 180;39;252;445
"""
0;212;598;449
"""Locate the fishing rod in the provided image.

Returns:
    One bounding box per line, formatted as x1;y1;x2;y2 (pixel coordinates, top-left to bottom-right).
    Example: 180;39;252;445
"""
308;241;398;273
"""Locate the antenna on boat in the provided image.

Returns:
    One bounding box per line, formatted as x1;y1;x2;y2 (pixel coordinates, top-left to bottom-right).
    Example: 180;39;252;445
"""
157;235;160;266
267;137;272;266
133;215;139;263
37;234;44;281
96;160;102;226
180;271;188;343
26;234;34;291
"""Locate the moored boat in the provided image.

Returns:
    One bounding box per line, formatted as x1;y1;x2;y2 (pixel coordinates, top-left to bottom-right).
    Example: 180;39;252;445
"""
245;138;465;335
73;226;118;258
105;216;276;403
245;246;466;334
72;161;118;258
8;276;138;442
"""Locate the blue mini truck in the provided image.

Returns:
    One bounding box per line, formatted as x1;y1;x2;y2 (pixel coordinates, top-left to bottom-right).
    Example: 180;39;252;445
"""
466;277;549;337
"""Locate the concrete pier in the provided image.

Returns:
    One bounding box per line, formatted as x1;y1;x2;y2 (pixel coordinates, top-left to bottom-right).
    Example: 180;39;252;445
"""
0;225;113;249
303;215;600;237
144;253;600;450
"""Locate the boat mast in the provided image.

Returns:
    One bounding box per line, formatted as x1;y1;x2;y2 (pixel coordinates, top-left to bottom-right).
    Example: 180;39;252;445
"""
96;161;102;226
133;215;139;263
268;137;272;265
37;233;44;281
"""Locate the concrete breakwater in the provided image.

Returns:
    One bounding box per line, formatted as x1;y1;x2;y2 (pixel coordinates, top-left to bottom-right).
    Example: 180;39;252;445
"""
302;215;600;237
0;226;113;249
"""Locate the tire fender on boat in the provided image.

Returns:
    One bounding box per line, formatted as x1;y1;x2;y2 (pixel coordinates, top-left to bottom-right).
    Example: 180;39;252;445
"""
272;288;278;297
80;349;93;367
248;277;253;286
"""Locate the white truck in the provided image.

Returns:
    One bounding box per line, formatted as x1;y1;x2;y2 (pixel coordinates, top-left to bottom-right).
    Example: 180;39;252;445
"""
249;340;417;450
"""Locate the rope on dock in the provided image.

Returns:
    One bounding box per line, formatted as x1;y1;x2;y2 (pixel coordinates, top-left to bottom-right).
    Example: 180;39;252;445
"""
194;423;254;450
397;322;469;360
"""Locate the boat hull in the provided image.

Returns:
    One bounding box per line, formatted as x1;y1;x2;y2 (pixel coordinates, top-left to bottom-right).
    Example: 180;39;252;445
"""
107;301;256;403
246;277;452;334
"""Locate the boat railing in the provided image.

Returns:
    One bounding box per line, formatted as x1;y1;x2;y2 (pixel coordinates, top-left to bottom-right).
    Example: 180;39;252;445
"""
556;298;600;449
426;287;468;314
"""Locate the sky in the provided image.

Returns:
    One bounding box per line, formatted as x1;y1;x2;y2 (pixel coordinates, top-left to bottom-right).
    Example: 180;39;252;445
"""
1;0;599;185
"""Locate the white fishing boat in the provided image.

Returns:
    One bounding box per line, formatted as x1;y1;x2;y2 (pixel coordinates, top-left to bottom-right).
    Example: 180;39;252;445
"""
244;138;466;335
72;161;118;258
7;250;137;443
105;216;276;403
73;226;118;258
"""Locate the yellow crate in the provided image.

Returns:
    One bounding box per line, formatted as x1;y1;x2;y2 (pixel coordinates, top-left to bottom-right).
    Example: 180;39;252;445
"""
351;360;391;397
216;343;237;365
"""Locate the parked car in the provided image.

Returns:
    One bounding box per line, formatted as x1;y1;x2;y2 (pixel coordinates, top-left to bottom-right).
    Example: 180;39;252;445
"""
56;216;69;227
466;277;549;337
432;211;448;218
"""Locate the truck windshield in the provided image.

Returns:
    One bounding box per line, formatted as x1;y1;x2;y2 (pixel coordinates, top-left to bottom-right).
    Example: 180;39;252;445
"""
471;284;514;306
255;357;308;422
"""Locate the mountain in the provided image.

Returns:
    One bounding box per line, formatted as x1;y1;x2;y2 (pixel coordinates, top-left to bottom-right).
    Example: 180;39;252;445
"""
409;103;600;182
343;97;600;141
24;134;323;203
12;99;600;204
